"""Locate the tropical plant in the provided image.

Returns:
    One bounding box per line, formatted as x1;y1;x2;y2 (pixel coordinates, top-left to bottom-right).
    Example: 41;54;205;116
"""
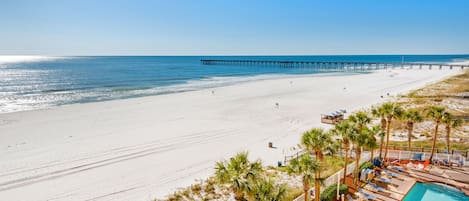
348;111;372;131
365;125;380;162
249;178;288;201
371;105;387;159
287;154;321;201
426;106;446;162
358;161;374;173
402;108;424;153
348;112;373;184
442;112;463;153
320;183;348;201
325;131;341;157
380;102;404;164
301;128;332;201
350;127;373;185
214;152;263;200
332;120;356;184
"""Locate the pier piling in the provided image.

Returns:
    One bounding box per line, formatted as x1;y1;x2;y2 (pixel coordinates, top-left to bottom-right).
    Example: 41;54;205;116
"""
200;59;469;72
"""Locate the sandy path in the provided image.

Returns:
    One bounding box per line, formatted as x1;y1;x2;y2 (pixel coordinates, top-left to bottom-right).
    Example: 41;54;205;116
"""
0;69;460;201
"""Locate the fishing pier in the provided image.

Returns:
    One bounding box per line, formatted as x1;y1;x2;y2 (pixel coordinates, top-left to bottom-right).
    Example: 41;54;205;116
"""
201;59;469;71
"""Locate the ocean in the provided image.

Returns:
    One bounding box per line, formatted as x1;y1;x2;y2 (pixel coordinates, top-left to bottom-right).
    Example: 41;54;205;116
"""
1;55;468;113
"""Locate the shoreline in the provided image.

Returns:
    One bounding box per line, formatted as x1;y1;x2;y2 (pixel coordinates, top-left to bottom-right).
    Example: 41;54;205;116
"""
0;69;462;201
0;71;361;114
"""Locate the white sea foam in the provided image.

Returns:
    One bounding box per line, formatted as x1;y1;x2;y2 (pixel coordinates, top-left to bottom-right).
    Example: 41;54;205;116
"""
129;73;334;97
0;73;332;113
448;58;469;66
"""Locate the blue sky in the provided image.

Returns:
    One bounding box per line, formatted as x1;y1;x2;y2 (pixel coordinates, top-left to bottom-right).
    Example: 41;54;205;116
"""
1;0;468;55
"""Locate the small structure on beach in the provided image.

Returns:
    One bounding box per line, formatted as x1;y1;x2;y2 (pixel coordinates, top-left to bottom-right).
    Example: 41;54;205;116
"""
321;109;346;124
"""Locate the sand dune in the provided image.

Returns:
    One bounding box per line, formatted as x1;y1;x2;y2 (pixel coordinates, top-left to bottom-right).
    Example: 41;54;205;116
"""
0;69;461;201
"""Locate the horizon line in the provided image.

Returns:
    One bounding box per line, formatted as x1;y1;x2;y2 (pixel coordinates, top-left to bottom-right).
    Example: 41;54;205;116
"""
2;53;469;57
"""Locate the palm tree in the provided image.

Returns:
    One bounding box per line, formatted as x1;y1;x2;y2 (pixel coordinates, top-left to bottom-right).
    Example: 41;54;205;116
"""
332;120;356;184
214;152;263;201
442;112;463;153
427;106;446;162
349;111;373;184
402;108;424;153
366;125;381;162
301;128;331;201
250;178;288;201
287;154;321;201
371;105;387;159
381;102;404;164
376;127;386;161
350;126;374;185
325;130;341;157
348;111;372;131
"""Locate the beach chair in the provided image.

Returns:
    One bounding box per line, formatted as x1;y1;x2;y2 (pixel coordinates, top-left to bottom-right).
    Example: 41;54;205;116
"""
441;159;450;166
391;166;403;172
358;187;377;200
347;194;354;201
375;176;392;184
384;170;398;178
457;160;464;167
368;181;385;192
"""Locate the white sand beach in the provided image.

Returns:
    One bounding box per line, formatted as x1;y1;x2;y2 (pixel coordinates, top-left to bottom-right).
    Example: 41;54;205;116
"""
0;69;461;201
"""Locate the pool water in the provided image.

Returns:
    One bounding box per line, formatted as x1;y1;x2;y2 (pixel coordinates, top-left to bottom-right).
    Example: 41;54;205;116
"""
403;182;469;201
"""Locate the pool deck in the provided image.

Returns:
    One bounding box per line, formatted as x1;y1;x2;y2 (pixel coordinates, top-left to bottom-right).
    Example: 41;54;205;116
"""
348;170;416;201
345;164;469;201
369;171;415;201
391;165;469;197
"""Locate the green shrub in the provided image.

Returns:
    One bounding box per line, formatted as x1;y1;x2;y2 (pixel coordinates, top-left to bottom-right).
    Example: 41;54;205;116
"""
286;187;303;201
359;161;374;173
320;183;348;201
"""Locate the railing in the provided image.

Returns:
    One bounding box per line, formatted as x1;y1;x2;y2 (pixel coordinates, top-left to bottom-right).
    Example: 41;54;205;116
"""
292;152;372;201
385;149;467;165
384;145;469;158
200;59;469;70
283;150;306;165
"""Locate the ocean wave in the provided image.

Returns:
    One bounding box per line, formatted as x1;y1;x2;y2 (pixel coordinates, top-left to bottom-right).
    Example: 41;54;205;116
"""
448;58;469;65
134;73;317;95
0;73;324;113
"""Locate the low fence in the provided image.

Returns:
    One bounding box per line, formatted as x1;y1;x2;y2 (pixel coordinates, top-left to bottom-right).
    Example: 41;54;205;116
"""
283;150;306;165
384;145;469;158
385;149;467;165
292;152;372;201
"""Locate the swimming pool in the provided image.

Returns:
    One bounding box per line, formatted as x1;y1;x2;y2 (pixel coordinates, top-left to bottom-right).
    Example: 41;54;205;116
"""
403;182;469;201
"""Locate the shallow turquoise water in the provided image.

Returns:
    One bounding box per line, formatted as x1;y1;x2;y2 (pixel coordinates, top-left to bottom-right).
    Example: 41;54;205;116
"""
403;182;469;201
